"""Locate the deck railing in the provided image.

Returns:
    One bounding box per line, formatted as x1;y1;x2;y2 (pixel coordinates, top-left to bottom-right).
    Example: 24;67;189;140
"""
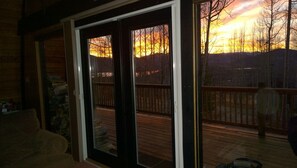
202;86;297;134
135;84;171;115
92;82;171;115
92;82;297;134
92;82;115;108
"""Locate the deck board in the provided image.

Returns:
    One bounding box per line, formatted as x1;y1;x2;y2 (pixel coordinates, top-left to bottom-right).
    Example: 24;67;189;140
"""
94;107;297;168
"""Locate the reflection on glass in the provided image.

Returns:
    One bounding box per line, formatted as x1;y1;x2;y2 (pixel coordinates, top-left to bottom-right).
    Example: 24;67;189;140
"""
198;0;297;167
132;24;173;167
88;35;117;155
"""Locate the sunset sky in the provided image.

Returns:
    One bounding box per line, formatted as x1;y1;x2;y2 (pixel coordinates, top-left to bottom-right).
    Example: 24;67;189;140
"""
89;0;294;57
208;0;264;53
205;0;292;53
218;0;261;33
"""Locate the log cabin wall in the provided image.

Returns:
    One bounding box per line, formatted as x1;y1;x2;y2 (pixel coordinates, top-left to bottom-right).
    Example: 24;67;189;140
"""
24;0;62;17
0;0;22;109
43;35;66;81
21;0;65;115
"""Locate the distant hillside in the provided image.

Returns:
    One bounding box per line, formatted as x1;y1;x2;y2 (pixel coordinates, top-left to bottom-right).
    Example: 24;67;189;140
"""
204;49;297;88
88;49;297;87
90;53;171;84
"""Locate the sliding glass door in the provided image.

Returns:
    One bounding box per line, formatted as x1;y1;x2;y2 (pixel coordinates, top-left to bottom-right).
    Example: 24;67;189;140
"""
80;8;175;167
80;22;121;167
131;24;173;167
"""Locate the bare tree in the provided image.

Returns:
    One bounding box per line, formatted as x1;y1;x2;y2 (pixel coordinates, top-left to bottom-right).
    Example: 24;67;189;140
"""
292;27;297;49
229;29;238;52
255;20;266;53
89;36;112;57
260;0;285;52
227;31;236;53
284;0;293;88
139;29;143;57
258;0;286;87
239;26;246;52
133;31;137;57
144;28;147;57
150;27;155;55
200;0;234;85
251;24;257;54
290;0;297;49
163;25;170;54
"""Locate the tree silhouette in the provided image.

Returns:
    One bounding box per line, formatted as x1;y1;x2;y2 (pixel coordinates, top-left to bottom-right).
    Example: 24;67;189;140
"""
89;36;112;58
131;25;170;84
258;0;286;87
251;24;257;54
200;0;234;85
284;0;293;87
259;0;285;52
239;26;246;52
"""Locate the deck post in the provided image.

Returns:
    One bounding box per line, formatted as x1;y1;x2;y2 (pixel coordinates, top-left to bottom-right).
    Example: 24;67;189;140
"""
257;82;266;137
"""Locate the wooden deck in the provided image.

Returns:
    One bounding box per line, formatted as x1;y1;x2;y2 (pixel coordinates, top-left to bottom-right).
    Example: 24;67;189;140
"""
94;107;173;167
203;124;297;168
94;107;297;168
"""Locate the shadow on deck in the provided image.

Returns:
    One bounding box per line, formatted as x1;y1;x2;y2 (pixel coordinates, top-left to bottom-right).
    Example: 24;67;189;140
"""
94;107;297;168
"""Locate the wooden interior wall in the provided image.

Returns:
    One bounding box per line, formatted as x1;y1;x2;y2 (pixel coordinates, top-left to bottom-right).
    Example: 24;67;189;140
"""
0;0;22;102
23;33;40;115
44;36;66;81
24;0;62;16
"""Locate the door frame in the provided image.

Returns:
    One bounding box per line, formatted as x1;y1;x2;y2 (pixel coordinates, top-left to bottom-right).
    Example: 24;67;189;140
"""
79;21;123;167
75;2;183;167
120;8;174;167
74;2;185;167
78;6;178;167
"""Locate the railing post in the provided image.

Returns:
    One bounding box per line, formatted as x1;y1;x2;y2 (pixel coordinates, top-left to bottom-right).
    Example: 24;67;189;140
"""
257;82;266;138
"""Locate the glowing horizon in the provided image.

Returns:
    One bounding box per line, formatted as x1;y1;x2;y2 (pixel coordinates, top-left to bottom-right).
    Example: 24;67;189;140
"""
89;25;170;58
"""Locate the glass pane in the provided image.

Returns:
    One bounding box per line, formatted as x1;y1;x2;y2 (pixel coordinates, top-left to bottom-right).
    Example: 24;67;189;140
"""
88;35;117;155
132;25;173;167
198;0;297;167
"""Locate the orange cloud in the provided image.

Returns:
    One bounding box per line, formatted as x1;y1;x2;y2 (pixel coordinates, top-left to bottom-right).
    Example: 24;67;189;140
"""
207;0;264;53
